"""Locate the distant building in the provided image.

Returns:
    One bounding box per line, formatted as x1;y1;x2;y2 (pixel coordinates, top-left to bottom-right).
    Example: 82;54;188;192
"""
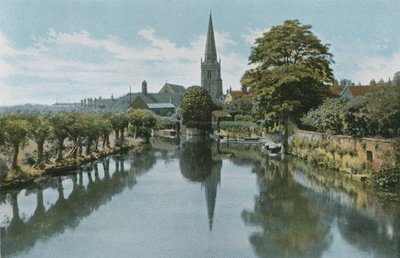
201;14;224;104
80;81;186;116
224;90;253;104
329;85;371;99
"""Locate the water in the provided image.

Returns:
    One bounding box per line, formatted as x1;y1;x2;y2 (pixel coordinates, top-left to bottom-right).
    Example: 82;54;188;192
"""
1;137;399;258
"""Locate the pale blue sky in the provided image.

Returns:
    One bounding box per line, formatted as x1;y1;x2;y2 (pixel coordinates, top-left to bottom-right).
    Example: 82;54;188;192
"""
1;0;399;105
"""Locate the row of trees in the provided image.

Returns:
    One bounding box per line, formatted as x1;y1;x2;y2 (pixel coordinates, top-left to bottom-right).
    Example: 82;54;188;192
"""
0;109;164;173
302;85;400;138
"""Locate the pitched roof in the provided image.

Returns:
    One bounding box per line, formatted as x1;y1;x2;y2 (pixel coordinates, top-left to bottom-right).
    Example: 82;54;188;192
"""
159;83;186;94
348;86;371;96
329;85;371;97
228;91;253;101
329;86;345;96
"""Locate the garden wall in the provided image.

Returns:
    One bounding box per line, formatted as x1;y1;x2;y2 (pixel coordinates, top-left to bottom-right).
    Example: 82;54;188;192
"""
291;129;395;173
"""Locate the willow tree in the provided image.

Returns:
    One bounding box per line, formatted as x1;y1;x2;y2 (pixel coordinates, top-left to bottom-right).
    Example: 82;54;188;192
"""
241;20;334;153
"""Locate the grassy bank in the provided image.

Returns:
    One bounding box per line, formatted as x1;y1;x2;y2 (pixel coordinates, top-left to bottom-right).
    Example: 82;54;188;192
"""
0;135;144;190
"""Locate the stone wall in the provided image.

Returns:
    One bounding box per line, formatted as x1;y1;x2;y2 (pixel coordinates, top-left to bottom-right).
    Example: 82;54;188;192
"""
291;129;395;173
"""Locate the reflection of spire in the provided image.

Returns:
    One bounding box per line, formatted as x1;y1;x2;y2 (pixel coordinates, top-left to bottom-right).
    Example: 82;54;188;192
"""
202;161;222;231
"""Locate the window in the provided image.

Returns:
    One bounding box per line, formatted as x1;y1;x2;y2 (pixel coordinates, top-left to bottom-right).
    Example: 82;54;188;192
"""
207;70;212;79
366;151;373;162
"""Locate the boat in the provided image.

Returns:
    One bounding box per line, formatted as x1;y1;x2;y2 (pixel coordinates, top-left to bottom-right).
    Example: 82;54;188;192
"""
262;143;282;157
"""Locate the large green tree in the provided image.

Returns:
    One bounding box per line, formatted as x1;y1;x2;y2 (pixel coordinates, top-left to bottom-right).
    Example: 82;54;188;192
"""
241;20;334;152
180;86;213;132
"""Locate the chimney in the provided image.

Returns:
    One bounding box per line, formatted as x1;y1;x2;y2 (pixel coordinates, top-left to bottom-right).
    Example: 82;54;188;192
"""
142;80;148;95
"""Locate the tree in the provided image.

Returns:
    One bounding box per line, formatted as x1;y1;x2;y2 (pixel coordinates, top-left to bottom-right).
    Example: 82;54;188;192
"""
127;109;157;143
301;98;346;134
49;113;71;161
2;114;30;171
28;115;52;165
365;85;400;137
224;98;253;117
241;20;334;152
393;71;400;87
180;86;213;132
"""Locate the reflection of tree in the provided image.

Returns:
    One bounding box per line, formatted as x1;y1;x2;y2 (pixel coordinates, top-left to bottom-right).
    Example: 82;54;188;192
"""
242;158;332;257
179;137;213;182
179;137;222;230
0;151;156;257
337;210;400;258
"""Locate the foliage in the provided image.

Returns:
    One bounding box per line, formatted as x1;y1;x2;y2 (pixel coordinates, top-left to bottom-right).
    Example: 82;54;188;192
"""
224;98;253;116
393;71;400;87
219;121;260;134
301;98;346;134
127;109;157;142
302;85;400;138
180;86;213;130
49;113;74;161
1;114;30;170
155;116;178;130
235;114;254;122
27;114;52;165
241;20;334;120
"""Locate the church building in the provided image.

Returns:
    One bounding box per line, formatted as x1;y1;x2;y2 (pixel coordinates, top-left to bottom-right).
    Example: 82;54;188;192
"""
201;14;223;104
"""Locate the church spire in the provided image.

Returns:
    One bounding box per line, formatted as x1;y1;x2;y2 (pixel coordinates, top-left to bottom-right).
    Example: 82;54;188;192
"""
204;13;217;63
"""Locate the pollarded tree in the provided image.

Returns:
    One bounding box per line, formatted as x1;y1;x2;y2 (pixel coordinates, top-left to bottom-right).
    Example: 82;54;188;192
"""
241;20;334;152
180;86;213;133
49;113;71;161
2;114;30;171
28;114;52;165
127;109;157;143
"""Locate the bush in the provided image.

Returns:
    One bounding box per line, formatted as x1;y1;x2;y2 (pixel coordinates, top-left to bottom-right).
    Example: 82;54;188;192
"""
219;121;260;134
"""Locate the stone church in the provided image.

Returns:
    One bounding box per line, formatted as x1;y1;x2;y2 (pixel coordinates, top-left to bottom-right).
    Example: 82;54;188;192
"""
201;14;224;104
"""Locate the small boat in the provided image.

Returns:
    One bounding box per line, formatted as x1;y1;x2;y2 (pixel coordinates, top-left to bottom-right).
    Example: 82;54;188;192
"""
262;143;282;157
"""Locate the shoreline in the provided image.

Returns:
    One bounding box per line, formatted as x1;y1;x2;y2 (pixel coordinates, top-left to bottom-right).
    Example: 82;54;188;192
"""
0;139;145;191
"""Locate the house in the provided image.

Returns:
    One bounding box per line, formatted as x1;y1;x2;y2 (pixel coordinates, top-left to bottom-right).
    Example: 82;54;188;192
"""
329;85;371;99
79;81;186;116
224;90;253;104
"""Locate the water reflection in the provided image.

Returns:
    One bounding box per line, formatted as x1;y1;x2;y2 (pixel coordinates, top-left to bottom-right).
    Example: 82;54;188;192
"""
0;151;155;257
241;155;400;258
1;139;399;257
242;158;333;257
179;137;222;230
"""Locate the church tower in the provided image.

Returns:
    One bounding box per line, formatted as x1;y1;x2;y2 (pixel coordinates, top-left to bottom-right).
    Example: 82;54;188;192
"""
201;13;223;103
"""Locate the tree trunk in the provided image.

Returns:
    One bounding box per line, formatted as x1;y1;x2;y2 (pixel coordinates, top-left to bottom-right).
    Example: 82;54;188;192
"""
114;129;119;140
282;116;289;154
120;128;125;141
95;137;99;150
12;143;20;170
36;140;45;165
57;138;64;162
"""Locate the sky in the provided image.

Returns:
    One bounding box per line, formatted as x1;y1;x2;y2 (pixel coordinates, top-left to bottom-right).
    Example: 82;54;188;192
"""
0;0;399;106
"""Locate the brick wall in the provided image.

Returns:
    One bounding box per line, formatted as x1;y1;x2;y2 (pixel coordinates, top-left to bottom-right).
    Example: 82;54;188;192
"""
292;129;396;173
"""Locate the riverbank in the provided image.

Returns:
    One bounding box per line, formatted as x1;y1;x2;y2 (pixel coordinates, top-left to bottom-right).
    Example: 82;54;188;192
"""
0;136;145;190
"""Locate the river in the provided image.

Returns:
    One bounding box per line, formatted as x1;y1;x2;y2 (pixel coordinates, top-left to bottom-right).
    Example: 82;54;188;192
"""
1;137;399;258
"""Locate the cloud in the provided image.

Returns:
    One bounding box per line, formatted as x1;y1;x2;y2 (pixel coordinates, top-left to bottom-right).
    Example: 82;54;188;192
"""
330;36;400;84
353;52;400;83
241;28;266;46
0;28;248;106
